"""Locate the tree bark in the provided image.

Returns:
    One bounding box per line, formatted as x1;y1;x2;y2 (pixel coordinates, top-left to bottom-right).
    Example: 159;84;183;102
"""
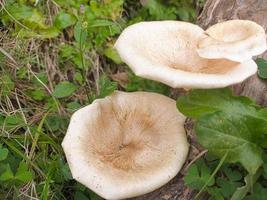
129;1;267;199
198;0;267;106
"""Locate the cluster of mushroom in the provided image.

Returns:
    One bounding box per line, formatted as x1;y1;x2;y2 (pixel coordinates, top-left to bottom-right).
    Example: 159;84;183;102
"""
62;20;266;200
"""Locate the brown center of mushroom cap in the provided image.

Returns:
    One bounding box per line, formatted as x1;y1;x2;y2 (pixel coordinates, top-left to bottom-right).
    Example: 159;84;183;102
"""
80;93;184;175
86;104;161;172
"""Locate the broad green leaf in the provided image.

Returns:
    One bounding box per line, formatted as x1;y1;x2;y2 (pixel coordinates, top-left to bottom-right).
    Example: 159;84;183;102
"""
0;164;14;181
177;88;257;119
0;145;8;161
55;12;76;30
256;58;267;79
53;81;77;98
196;112;263;174
177;89;267;148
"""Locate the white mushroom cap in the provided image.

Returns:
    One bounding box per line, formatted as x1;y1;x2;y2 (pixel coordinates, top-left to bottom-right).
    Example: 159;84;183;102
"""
115;21;258;89
62;91;189;200
197;20;267;62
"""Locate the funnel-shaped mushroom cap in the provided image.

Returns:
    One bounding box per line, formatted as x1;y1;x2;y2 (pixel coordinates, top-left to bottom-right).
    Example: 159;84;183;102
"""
62;91;189;200
197;20;267;62
115;21;258;89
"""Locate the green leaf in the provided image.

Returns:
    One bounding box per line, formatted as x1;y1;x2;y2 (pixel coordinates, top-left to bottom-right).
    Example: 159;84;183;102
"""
217;177;237;198
231;172;261;200
53;81;77;98
15;161;33;182
177;88;267;149
125;72;170;95
74;191;90;200
5;114;24;125
144;0;176;20
55;12;76;30
28;89;47;101
262;153;267;179
184;159;215;190
0;74;14;96
103;47;122;64
256;58;267;79
0;164;14;181
244;183;267;200
177;88;257;119
74;21;88;47
196;112;263;174
97;75;118;99
0;145;8;161
206;188;224;200
67;101;81;111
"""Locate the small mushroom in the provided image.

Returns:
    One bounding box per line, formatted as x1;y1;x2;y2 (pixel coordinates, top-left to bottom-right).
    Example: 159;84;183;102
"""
62;91;189;200
115;21;260;89
197;20;267;62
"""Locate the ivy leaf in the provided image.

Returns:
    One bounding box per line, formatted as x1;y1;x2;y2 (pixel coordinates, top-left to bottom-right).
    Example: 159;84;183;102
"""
196;112;263;174
53;81;77;98
256;58;267;79
184;159;215;190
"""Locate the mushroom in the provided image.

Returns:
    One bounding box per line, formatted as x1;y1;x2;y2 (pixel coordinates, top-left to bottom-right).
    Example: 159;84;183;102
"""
114;21;262;89
62;91;189;200
197;20;267;62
